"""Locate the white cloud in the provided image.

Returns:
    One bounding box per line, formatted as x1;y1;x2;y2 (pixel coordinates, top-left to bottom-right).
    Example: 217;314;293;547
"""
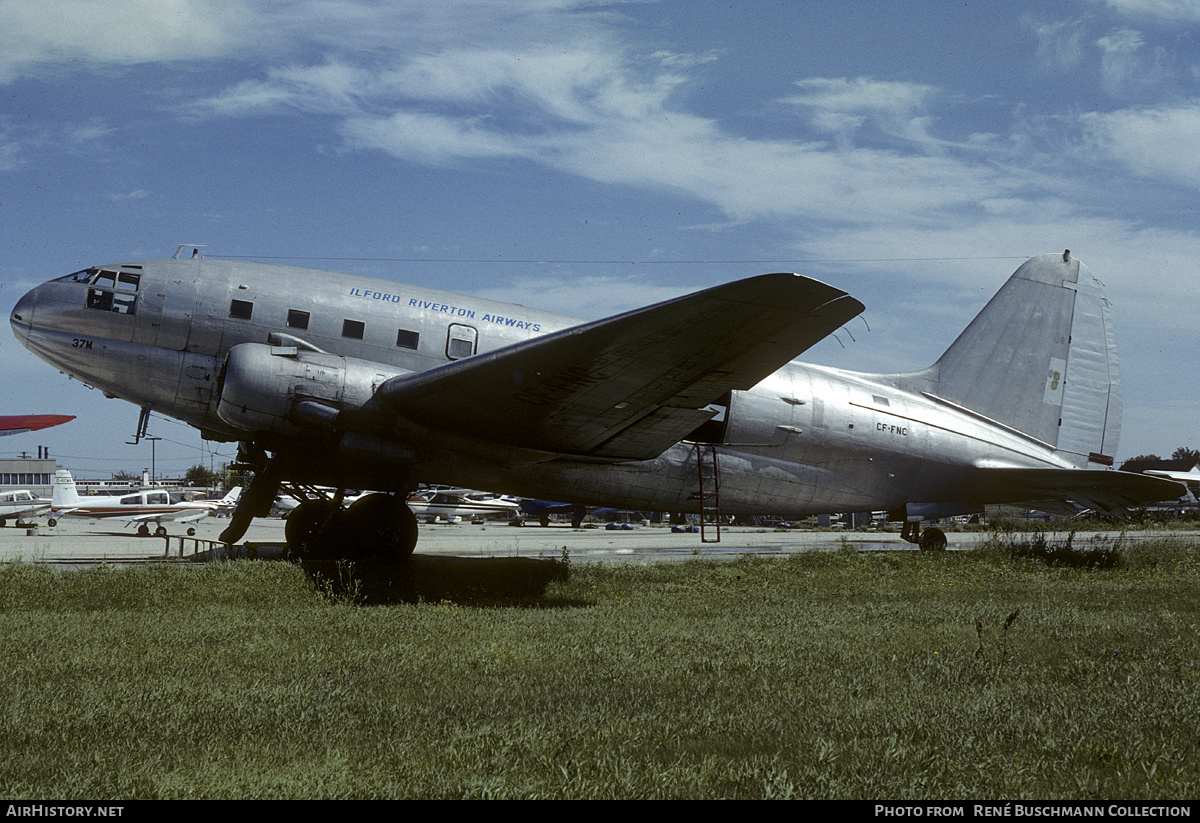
1100;0;1200;24
342;111;530;165
191;62;379;118
1081;103;1200;189
0;0;257;83
1028;16;1089;72
1096;27;1172;95
781;77;945;152
233;49;1009;228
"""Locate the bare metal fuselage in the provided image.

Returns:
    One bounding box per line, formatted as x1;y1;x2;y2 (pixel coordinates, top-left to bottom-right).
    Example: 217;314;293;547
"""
10;256;1088;521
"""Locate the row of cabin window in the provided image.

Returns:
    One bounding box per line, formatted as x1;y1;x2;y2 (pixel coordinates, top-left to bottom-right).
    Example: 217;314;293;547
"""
230;299;422;350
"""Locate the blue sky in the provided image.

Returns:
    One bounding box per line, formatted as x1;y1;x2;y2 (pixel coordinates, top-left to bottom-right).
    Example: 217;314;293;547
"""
2;0;1198;478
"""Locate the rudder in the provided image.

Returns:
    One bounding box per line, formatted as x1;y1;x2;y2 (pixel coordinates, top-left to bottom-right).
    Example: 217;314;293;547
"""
51;469;82;508
916;252;1121;466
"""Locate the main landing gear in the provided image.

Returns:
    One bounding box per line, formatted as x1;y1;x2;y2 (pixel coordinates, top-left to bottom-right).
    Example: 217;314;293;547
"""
284;493;418;564
134;523;197;538
218;447;419;563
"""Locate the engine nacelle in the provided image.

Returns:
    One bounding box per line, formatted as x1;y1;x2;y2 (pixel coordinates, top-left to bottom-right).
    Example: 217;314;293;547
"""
215;343;409;434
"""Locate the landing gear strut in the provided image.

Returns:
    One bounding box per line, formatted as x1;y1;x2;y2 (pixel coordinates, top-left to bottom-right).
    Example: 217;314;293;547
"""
220;453;282;545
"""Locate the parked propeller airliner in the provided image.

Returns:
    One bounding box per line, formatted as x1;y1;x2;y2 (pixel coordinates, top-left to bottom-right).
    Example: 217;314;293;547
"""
10;248;1182;560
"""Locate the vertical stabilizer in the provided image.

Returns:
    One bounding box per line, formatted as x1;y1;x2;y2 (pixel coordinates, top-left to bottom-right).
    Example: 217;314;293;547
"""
51;469;81;509
920;253;1121;466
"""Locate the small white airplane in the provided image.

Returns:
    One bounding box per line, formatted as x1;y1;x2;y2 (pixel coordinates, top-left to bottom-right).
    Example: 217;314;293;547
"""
196;486;241;516
0;489;53;527
272;486;370;517
406;488;523;523
48;469;232;536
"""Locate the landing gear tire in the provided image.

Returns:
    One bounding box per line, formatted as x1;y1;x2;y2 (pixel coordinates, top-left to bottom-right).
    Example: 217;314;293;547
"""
186;527;196;536
286;495;418;564
919;526;947;551
47;518;57;527
155;526;168;537
137;524;151;537
344;494;418;561
285;499;344;561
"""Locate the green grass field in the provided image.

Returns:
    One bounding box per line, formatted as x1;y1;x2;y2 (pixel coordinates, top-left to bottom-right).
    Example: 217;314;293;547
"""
0;534;1196;799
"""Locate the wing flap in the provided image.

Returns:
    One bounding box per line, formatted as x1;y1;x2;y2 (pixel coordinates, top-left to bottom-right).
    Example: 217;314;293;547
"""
375;273;864;460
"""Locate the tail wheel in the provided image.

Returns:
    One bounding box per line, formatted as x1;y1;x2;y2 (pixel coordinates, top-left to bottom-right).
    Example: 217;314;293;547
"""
919;526;947;551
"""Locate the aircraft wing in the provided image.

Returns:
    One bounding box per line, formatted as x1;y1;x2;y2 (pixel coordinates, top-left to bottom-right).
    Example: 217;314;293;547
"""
1146;468;1200;490
0;414;75;437
8;505;52;517
113;510;210;524
114;513;165;523
374;273;864;460
969;468;1185;516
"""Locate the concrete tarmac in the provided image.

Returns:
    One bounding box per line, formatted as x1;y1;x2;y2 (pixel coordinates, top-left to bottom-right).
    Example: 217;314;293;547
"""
1;515;1189;567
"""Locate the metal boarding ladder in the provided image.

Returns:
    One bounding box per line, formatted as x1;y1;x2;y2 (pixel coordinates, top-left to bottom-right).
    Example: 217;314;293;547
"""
694;442;721;543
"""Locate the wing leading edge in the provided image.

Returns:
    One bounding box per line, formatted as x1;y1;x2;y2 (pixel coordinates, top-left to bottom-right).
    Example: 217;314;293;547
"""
374;273;864;460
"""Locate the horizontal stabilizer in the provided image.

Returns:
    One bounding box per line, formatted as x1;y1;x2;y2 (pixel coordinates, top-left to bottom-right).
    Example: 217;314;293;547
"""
966;468;1183;516
374;273;864;460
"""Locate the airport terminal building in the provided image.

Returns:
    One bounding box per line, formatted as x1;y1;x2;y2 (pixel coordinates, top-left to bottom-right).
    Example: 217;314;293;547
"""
0;457;59;499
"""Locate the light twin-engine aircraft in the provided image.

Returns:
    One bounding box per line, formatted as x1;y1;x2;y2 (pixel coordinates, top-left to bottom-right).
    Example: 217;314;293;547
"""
0;489;53;527
11;248;1183;560
48;469;231;536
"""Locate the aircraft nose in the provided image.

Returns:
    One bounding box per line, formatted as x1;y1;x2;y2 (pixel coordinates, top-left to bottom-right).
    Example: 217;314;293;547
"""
9;285;38;344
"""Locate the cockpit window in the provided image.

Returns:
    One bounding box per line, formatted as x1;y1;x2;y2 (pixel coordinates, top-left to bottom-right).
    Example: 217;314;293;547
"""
54;269;97;283
84;268;140;315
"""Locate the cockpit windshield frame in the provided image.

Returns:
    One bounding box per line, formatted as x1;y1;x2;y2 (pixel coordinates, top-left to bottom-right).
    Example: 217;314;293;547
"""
71;267;142;316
